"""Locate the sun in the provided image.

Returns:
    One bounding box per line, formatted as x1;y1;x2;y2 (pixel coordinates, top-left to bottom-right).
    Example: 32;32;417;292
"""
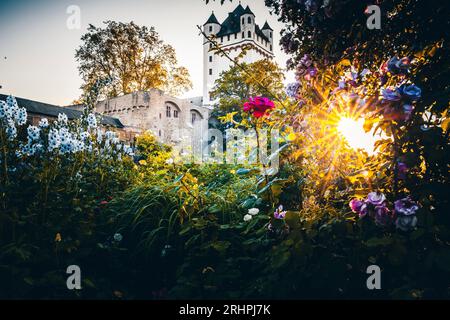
337;117;380;154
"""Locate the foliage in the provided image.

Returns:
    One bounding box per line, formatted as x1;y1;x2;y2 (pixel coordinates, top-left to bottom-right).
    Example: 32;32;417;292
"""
75;21;192;98
0;95;136;298
210;59;285;128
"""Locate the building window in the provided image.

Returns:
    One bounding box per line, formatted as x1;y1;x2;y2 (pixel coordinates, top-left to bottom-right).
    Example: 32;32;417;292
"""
209;56;212;62
159;130;161;137
159;113;161;119
242;17;244;25
227;35;230;41
209;68;212;75
248;31;251;38
248;17;251;24
270;45;273;51
174;110;179;118
221;37;223;43
191;112;197;124
242;32;245;38
270;32;272;39
209;26;212;32
166;106;171;117
234;33;237;39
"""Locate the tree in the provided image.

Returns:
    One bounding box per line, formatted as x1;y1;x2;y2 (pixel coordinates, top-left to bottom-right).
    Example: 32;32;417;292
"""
210;59;285;122
75;21;192;98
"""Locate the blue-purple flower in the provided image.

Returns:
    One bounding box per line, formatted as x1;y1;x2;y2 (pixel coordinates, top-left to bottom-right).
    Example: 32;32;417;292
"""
374;205;392;226
394;197;419;216
366;192;386;206
274;205;287;219
387;56;410;75
398;84;421;101
381;88;402;102
349;199;368;217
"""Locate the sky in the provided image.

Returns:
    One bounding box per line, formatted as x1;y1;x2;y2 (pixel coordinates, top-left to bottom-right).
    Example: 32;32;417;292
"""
0;0;294;106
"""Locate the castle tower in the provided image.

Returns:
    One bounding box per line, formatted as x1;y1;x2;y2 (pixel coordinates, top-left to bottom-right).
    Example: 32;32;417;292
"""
203;11;221;105
202;4;274;106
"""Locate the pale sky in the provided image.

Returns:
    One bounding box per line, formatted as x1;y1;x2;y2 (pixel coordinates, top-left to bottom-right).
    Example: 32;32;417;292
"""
0;0;294;106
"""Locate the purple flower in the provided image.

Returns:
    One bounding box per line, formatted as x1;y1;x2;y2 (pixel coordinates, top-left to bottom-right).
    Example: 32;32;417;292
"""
286;82;301;98
366;192;386;206
394;197;419;216
374;205;392;226
381;88;402;102
274;205;287;219
398;162;408;179
304;69;317;81
349;199;368;217
402;104;414;121
395;215;418;231
398;84;421;101
387;57;410;75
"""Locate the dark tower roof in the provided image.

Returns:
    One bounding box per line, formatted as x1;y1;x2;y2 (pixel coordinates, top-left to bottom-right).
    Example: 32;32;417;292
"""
243;5;255;15
215;4;269;42
262;21;273;31
204;12;220;25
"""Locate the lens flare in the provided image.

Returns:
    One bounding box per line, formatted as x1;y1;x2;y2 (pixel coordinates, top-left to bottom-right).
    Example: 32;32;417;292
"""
337;117;379;154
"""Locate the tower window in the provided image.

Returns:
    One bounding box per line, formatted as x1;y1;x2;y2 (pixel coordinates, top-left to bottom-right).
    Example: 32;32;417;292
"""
159;130;161;137
159;113;161;119
166;106;171;117
209;68;212;75
270;45;273;51
209;56;212;62
221;37;223;43
248;31;252;38
242;32;245;38
234;34;237;39
248;17;251;24
191;113;197;124
174;110;179;118
209;26;212;32
270;32;272;39
227;35;230;41
210;43;213;49
242;17;244;25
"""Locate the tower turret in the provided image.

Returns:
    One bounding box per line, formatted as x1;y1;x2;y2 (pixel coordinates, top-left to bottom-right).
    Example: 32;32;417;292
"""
203;12;221;105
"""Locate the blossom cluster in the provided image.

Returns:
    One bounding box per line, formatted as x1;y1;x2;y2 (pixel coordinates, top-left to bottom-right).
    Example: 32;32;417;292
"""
350;192;420;231
0;95;28;141
295;54;317;81
1;96;134;160
379;56;421;122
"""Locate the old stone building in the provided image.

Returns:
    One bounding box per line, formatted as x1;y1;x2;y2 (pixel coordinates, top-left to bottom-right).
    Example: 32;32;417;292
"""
93;89;210;145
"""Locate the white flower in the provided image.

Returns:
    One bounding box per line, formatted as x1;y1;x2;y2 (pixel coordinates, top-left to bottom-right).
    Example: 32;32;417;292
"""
113;233;123;242
0;100;7;119
248;208;259;215
58;113;68;124
27;125;40;141
87;113;97;129
48;129;61;151
38;118;49;128
165;158;174;164
16;108;27;126
6;120;17;140
243;214;252;222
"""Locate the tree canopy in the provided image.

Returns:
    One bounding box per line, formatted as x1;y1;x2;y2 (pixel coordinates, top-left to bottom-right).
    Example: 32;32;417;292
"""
210;59;285;118
75;21;192;98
